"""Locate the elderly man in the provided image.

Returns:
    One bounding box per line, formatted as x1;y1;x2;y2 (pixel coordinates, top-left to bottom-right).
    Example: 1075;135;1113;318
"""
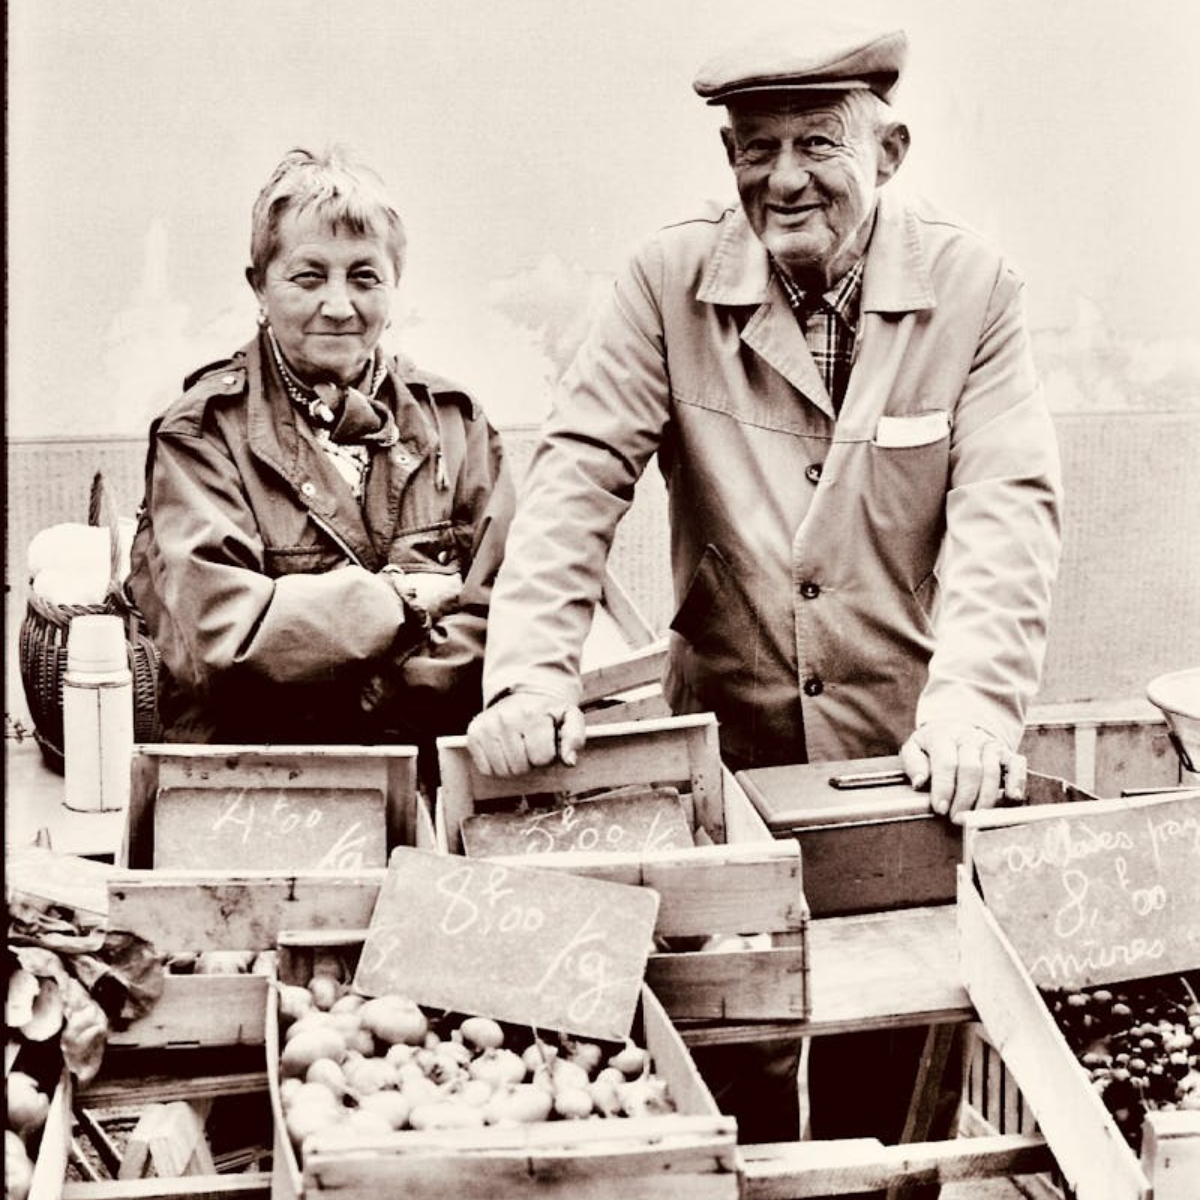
469;21;1062;1154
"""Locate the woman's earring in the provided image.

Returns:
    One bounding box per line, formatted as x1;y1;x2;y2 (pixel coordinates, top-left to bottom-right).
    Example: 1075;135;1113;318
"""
257;309;269;328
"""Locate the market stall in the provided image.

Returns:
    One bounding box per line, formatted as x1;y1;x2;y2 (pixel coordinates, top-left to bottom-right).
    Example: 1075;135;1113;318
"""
6;682;1198;1199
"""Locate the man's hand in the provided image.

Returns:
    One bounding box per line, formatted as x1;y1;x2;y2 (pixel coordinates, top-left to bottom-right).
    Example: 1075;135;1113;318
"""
899;721;1027;819
466;692;587;776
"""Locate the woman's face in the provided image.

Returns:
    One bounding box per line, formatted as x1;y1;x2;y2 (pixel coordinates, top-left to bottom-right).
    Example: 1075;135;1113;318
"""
255;209;397;386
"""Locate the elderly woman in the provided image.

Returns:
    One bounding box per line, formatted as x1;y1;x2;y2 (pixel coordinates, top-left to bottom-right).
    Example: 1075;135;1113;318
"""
129;146;514;750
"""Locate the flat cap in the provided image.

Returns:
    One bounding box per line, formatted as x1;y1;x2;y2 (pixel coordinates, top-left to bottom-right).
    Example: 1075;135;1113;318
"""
693;20;907;106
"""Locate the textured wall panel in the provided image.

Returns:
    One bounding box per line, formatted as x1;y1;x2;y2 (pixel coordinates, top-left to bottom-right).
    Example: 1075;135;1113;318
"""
6;413;1198;731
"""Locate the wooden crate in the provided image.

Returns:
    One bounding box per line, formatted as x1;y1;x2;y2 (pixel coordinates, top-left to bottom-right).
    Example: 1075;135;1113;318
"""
958;866;1200;1199
106;744;431;1050
267;934;739;1200
24;900;281;1199
122;744;422;870
1020;707;1180;799
105;871;389;1051
435;713;809;1022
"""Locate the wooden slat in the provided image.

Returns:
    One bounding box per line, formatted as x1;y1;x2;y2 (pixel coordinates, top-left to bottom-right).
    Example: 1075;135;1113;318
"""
29;1069;73;1200
598;568;659;649
741;1133;1057;1199
306;1146;734;1200
108;976;268;1050
1140;1111;1200;1200
584;692;673;725
107;872;385;953
81;1072;269;1109
482;841;803;936
63;1179;269;1200
958;869;1150;1199
647;943;807;1020
579;641;668;705
808;905;969;1035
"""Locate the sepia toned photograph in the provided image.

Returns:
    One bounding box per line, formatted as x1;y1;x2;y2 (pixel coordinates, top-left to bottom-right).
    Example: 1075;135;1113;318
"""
6;3;1200;1198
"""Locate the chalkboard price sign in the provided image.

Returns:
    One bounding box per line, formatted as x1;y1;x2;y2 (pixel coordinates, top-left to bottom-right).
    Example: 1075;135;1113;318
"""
354;846;660;1040
972;793;1200;989
461;788;694;858
153;786;387;870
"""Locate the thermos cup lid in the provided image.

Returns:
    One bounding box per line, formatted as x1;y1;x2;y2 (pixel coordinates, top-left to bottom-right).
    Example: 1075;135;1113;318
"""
67;613;127;673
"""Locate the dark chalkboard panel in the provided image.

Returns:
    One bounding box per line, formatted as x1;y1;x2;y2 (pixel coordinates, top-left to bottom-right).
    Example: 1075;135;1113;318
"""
461;788;694;858
972;792;1200;989
153;786;387;870
353;846;660;1040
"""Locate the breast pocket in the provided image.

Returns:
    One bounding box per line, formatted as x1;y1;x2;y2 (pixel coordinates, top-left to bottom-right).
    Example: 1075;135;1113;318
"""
858;414;951;586
388;519;465;571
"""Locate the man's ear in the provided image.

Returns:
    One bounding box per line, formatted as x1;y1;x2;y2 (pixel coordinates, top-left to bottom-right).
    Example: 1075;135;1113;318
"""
876;121;910;185
720;125;737;168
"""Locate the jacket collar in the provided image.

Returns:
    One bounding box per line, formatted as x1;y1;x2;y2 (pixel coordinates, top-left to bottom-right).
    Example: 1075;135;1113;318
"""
241;335;437;569
696;189;937;315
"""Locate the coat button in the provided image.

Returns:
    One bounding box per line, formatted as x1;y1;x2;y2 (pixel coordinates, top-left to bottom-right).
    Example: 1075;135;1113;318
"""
805;463;823;484
436;548;453;565
803;677;824;697
396;452;411;466
800;582;820;600
222;374;238;385
300;481;316;498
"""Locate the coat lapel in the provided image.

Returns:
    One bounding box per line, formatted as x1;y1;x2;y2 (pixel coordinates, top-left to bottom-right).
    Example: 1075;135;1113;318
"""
697;207;834;419
243;336;382;569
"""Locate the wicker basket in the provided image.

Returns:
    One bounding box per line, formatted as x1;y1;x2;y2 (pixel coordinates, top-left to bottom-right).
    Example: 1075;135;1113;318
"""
18;472;161;772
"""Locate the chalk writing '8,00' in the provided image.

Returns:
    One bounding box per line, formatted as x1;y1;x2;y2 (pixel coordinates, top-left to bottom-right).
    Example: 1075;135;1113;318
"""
434;863;545;937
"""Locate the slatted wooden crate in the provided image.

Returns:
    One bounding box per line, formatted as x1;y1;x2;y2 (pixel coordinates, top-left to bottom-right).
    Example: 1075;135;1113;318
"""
959;863;1200;1200
434;713;809;1022
122;744;423;870
267;933;739;1200
108;745;432;1053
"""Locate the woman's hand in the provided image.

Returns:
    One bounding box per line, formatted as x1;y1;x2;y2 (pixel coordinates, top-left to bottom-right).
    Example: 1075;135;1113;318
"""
385;569;463;625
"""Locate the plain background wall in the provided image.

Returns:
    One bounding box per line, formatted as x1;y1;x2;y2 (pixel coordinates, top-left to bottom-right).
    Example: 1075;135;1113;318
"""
6;0;1200;732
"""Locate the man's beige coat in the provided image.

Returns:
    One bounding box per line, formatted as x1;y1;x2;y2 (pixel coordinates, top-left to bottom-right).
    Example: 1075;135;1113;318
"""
485;190;1062;768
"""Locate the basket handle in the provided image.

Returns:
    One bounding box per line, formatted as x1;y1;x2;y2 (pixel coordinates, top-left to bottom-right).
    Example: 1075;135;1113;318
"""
87;470;138;631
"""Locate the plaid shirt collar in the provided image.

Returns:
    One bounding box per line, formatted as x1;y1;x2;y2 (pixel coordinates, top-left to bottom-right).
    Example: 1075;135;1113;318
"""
772;256;866;330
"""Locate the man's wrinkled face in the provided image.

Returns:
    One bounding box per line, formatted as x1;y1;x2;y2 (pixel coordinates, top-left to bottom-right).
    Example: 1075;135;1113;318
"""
722;93;904;288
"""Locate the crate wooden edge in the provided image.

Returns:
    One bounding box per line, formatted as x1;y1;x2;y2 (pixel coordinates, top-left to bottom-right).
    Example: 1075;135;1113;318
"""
29;1067;73;1200
267;948;738;1200
123;744;425;870
957;866;1184;1200
432;718;808;1020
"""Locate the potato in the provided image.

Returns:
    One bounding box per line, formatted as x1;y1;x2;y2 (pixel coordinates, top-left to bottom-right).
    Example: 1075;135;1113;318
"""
357;1090;412;1130
458;1016;504;1051
483;1082;553;1125
281;1027;348;1077
5;1073;48;1141
359;996;427;1046
5;1130;34;1200
409;1101;486;1130
554;1086;594;1119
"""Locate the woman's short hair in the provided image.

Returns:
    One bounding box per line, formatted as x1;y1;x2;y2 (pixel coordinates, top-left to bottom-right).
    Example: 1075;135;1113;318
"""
248;146;406;284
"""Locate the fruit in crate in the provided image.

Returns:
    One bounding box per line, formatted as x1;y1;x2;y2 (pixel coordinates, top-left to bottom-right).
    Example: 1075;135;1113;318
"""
1042;970;1200;1152
275;978;677;1154
6;1129;35;1200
